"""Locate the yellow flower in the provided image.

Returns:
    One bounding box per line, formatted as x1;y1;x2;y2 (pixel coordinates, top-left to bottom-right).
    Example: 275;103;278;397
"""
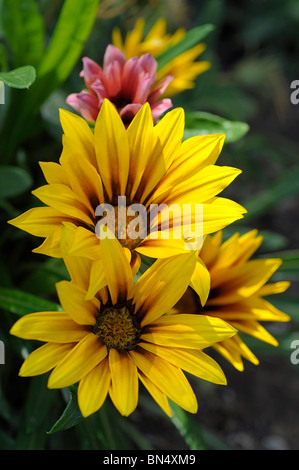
8;99;246;295
172;230;291;371
10;232;236;417
112;17;211;96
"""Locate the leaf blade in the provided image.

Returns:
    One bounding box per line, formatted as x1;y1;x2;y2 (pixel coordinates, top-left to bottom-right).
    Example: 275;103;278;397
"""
0;66;36;89
156;24;214;71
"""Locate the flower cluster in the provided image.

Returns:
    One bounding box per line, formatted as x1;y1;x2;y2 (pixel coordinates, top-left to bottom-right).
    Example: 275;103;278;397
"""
9;18;290;418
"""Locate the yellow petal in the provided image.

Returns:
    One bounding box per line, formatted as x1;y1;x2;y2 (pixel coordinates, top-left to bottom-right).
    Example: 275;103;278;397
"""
56;280;100;325
144;18;166;41
190;257;210;307
230;319;279;346
59;108;97;168
78;358;111;417
127;103;154;200
10;311;87;343
99;226;133;304
32;227;62;258
60;223;96;291
8;207;67;238
60;147;104;211
109;349;139;416
150;134;225;204
219;335;259;367
208;297;290;323
112;26;124;51
66;226;101;260
141;314;237;349
136;237;187;259
209;259;283;302
123;17;145;57
130;348;198;414
85;259;107;300
140;342;227;385
199;231;223;267
133;253;196;326
138;371;172;417
94;99;130;199
48;334;107;389
39;161;70;186
32;184;93;226
163;166;242;206
212;334;260;371
138;108;184;203
19;342;74;377
202;197;246;235
257;281;290;297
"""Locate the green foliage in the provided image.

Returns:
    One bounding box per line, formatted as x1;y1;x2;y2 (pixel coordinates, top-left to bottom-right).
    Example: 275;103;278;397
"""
0;287;61;316
0;166;32;198
184;111;249;143
1;0;45;68
156;23;214;70
0;66;36;89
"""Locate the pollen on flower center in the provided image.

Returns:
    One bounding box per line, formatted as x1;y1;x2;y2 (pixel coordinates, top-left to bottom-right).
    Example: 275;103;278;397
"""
93;306;140;351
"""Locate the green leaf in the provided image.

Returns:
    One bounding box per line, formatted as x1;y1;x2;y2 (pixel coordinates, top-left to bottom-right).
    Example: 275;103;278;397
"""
38;0;100;86
169;401;207;450
261;250;299;272
0;166;32;198
47;388;84;434
0;65;36;89
243;166;299;220
1;0;45;67
0;43;8;70
184;111;250;143
0;0;100;158
156;24;214;71
0;287;61;316
14;375;59;450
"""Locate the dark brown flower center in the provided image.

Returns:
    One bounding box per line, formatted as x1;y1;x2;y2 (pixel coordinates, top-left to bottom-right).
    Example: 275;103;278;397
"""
93;306;140;351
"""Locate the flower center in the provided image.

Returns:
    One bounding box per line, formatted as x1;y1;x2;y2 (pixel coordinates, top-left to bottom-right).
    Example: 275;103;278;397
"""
95;204;148;251
93;306;140;351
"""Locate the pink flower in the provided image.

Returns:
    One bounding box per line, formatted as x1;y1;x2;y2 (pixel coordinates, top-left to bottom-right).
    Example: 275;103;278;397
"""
66;45;174;125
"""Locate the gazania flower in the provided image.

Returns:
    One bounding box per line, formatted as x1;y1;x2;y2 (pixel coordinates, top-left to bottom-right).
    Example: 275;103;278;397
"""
172;230;291;371
8;100;245;300
112;17;211;96
10;232;237;417
66;44;173;124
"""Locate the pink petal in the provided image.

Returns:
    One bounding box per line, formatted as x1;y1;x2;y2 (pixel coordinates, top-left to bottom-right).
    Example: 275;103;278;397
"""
66;93;82;113
121;57;143;101
139;53;157;77
148;75;174;104
132;73;153;104
81;57;103;90
150;99;173;123
120;103;142;125
103;60;123;98
103;45;126;68
74;91;99;122
90;79;108;106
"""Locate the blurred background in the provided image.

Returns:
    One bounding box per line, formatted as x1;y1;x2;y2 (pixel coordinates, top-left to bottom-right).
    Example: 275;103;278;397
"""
0;0;299;450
